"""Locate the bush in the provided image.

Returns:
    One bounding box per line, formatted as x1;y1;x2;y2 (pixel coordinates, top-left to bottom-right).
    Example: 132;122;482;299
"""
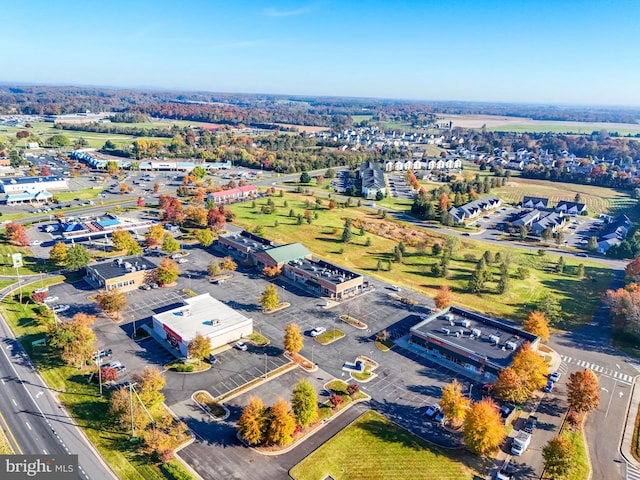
160;461;194;480
347;384;360;398
173;363;195;372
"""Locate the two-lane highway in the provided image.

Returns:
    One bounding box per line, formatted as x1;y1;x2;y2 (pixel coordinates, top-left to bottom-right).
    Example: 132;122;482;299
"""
0;283;115;480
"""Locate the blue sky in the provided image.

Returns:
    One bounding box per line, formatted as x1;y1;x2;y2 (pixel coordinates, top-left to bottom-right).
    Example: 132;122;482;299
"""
2;0;639;105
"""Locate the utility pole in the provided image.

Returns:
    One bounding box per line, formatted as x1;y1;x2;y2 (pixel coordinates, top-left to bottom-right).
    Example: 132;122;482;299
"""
93;352;103;396
129;383;135;438
264;353;268;379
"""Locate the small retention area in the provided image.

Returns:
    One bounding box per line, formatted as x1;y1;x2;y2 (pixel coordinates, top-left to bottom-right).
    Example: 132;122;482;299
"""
289;410;481;480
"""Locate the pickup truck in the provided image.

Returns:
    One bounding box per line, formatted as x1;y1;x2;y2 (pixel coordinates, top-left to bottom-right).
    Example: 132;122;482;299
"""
511;430;531;456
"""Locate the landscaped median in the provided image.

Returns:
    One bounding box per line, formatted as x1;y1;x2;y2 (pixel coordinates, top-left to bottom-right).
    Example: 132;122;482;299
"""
0;276;196;480
246;379;370;456
289;410;481;480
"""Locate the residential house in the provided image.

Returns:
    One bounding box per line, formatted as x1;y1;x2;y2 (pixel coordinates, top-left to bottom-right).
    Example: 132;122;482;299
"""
555;201;587;216
359;161;386;199
530;212;566;235
522;196;549;209
448;196;501;224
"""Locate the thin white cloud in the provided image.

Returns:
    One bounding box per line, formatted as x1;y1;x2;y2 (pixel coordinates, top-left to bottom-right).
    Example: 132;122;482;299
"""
263;4;314;17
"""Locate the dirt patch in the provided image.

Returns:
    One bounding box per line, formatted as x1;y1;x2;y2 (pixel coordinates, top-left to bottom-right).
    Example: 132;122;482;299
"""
274;123;331;133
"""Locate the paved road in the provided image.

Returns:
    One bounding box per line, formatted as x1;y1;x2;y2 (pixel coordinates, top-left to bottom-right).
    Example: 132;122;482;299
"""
548;270;631;480
0;282;116;480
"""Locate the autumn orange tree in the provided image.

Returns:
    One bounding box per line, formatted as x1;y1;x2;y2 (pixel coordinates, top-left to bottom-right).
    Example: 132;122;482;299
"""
463;398;505;456
238;396;268;446
625;257;640;280
266;398;297;446
522;311;550;342
440;379;470;427
47;313;96;368
605;284;640;337
284;323;303;355
434;285;453;310
494;367;529;404
511;342;548;393
567;369;600;414
543;435;577;478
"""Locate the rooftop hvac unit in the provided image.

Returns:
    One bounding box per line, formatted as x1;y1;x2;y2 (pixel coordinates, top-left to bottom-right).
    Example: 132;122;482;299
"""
505;341;517;350
470;328;482;337
116;258;123;266
443;314;453;321
458;319;471;328
441;328;450;336
489;334;500;345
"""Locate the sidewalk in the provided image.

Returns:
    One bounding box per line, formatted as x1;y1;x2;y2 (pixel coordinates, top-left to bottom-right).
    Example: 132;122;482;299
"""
621;376;640;471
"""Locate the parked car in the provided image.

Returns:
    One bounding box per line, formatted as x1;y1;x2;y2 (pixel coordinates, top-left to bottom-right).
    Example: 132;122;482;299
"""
543;381;554;393
43;296;59;304
524;415;538;434
29;240;42;246
33;287;49;294
424;403;441;417
93;349;113;361
390;285;401;292
139;284;152;290
549;371;561;383
52;304;70;313
434;410;445;424
310;327;327;337
208;354;217;364
235;341;248;351
177;258;189;264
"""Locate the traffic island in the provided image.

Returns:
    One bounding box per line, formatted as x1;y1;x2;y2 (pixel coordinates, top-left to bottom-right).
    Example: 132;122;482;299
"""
262;302;291;314
339;314;367;329
314;329;345;345
343;355;379;383
244;378;370;456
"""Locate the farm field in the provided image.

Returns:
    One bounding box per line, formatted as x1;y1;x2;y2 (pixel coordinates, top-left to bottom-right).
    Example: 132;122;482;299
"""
289;410;480;480
493;178;638;218
439;114;640;135
226;191;614;328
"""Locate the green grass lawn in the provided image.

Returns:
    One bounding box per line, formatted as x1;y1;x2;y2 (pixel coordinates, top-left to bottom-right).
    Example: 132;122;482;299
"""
226;192;614;328
290;410;481;480
54;187;102;202
0;276;194;480
0;234;52;276
493;179;638;219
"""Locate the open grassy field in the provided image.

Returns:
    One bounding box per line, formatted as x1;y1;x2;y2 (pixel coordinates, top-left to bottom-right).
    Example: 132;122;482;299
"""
439;114;640;135
226;191;614;328
0;276;194;480
493;179;638;218
290;410;481;480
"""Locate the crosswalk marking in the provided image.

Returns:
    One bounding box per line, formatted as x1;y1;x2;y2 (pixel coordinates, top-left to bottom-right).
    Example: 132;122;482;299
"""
627;463;640;480
560;355;635;385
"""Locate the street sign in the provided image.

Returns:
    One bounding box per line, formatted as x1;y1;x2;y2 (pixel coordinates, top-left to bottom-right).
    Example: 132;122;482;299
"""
31;338;46;347
11;253;23;268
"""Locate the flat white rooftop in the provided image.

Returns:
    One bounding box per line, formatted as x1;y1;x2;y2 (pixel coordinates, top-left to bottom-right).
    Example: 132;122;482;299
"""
153;293;252;341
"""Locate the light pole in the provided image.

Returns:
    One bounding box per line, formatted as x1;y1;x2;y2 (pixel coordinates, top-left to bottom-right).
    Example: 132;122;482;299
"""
311;345;315;365
264;353;268;379
468;384;473;400
94;353;103;396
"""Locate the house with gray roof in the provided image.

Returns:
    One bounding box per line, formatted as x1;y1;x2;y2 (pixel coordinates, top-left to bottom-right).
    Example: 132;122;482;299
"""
359;161;386;199
448;196;501;224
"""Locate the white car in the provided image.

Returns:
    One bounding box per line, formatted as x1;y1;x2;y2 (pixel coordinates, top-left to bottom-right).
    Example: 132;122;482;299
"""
424;403;441;417
390;285;401;292
43;296;59;304
235;341;248;351
177;258;189;264
52;304;70;313
310;327;327;337
34;287;48;294
30;240;42;246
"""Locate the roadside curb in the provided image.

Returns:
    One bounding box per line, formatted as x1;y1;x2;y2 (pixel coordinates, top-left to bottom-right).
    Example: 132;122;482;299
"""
620;375;640;470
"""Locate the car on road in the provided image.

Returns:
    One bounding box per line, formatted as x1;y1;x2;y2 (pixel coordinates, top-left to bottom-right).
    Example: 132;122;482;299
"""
177;258;189;264
390;285;401;292
43;296;59;304
235;341;248;351
310;327;327;337
208;354;217;364
576;253;588;258
543;380;554;393
30;240;42;246
424;403;441;417
52;304;70;313
549;371;561;382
